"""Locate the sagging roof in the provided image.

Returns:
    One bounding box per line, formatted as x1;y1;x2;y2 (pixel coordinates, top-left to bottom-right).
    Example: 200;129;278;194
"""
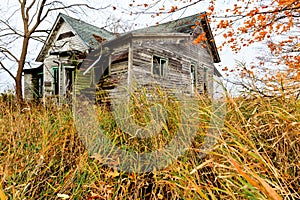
133;12;220;63
36;13;114;62
82;32;222;77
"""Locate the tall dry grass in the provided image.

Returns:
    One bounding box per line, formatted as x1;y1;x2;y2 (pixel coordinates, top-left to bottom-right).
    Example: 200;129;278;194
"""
0;90;299;199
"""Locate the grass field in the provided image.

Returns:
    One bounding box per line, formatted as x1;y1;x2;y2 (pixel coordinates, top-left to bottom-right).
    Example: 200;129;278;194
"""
0;91;299;199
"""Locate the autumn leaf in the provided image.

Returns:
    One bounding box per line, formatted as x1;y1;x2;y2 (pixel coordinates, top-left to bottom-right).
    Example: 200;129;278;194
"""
169;6;178;13
192;32;207;44
222;66;228;71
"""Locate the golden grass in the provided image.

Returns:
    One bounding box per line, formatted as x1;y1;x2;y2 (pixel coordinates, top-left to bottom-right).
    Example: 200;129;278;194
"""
0;91;299;199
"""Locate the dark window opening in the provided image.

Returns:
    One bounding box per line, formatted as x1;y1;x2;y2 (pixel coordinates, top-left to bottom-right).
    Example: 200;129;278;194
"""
152;55;168;77
65;68;75;97
190;64;197;91
37;73;43;97
32;72;43;98
57;31;75;41
53;67;59;95
203;67;208;93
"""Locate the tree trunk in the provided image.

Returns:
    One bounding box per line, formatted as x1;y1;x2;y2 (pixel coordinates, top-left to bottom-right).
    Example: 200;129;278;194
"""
16;34;30;102
15;73;23;102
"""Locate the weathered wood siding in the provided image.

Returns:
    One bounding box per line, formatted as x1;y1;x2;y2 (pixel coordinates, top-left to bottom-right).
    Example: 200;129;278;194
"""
88;36;216;104
51;22;88;53
74;46;129;103
130;37;215;96
42;20;88;98
96;47;129;102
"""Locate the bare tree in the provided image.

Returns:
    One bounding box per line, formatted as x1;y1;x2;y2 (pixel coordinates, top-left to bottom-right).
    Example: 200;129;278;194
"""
0;0;109;102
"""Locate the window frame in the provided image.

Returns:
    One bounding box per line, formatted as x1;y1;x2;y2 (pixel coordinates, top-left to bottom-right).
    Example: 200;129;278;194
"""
152;55;168;77
190;63;197;93
64;66;76;96
52;66;59;95
37;72;43;98
203;66;208;94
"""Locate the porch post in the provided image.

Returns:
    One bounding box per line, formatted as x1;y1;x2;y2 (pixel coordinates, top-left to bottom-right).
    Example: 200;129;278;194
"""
128;42;133;85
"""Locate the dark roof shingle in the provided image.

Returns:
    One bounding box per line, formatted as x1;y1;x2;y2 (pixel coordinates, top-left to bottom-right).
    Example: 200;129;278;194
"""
60;13;114;49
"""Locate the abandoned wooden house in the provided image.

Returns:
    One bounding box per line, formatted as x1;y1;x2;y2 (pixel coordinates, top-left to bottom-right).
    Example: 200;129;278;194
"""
23;12;221;103
23;13;114;101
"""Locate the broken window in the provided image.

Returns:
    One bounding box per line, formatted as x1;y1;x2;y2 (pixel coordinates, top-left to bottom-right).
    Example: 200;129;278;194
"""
152;55;168;77
190;63;197;92
32;72;43;98
52;67;59;95
65;67;75;97
57;31;75;41
203;67;208;93
37;72;43;97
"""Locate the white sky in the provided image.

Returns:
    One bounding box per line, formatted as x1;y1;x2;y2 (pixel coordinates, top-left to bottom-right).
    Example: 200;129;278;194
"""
0;0;259;94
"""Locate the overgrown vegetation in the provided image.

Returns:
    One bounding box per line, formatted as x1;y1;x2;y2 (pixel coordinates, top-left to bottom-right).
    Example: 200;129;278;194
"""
0;90;299;199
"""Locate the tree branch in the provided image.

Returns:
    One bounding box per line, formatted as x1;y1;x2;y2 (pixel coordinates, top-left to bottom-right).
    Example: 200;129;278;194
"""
30;1;110;34
0;61;16;81
0;20;23;36
26;0;36;20
126;0;204;15
213;4;300;19
0;47;19;63
29;0;46;34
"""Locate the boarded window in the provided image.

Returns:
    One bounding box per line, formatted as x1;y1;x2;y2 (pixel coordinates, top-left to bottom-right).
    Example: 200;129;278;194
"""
152;55;168;77
57;31;75;41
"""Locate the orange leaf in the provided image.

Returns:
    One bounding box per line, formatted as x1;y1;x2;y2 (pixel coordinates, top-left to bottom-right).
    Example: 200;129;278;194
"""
193;32;207;44
222;66;228;71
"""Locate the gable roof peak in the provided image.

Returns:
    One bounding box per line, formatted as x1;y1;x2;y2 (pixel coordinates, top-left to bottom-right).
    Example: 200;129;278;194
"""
36;13;114;62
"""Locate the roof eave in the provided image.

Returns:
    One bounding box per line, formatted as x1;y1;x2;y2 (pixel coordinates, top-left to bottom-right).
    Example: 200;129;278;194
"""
35;14;65;62
200;13;221;63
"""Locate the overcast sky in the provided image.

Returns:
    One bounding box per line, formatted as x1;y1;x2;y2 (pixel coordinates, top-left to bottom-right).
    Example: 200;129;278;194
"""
0;0;258;94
